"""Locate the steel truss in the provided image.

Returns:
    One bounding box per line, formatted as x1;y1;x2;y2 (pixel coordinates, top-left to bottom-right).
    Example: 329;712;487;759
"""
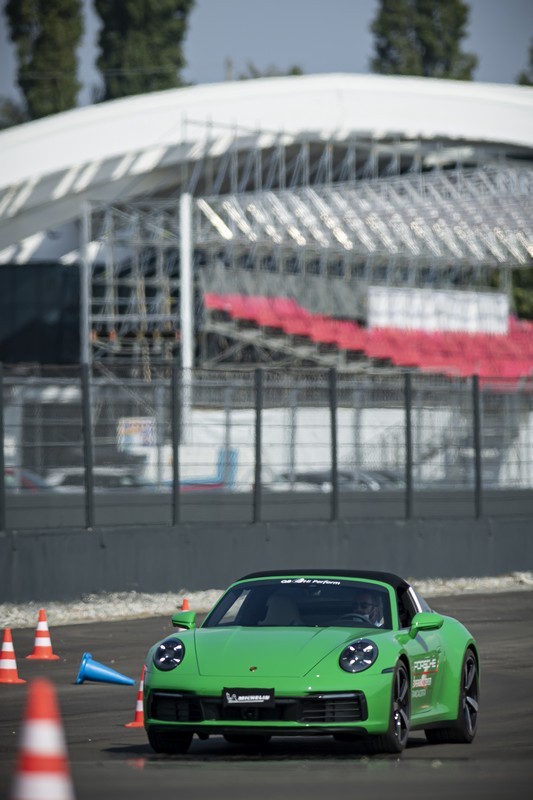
147;120;524;198
196;166;533;268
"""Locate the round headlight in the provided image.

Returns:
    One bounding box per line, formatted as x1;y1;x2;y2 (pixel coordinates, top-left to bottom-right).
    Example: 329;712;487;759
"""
153;638;185;671
339;639;378;673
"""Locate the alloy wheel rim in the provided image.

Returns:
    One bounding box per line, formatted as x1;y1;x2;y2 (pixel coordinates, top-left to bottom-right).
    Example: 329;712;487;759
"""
393;665;410;746
463;654;479;736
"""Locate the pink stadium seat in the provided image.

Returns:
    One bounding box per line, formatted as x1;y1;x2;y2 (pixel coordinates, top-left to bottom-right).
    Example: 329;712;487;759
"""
364;339;396;360
282;317;313;337
203;292;231;312
417;353;460;371
204;294;533;385
272;297;310;319
255;309;283;329
226;296;249;320
336;329;367;352
309;319;342;345
499;360;533;379
390;349;423;368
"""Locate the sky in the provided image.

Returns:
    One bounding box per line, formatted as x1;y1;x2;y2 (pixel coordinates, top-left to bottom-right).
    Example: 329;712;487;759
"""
1;0;532;107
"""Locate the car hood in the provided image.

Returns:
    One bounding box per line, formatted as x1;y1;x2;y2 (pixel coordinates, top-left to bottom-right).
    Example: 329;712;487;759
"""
193;626;374;677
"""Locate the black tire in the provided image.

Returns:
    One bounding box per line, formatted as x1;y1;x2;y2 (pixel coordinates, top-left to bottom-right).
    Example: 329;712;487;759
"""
223;733;271;748
147;729;193;754
425;647;479;745
366;660;410;754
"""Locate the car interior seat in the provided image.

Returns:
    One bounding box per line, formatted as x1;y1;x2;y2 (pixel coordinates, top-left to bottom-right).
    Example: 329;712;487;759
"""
259;594;301;626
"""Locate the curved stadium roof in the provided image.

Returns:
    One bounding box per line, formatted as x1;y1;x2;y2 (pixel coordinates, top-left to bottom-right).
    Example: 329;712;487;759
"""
1;73;533;255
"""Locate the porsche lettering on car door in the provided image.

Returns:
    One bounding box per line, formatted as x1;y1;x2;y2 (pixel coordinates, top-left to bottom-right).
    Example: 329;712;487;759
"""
411;653;439;708
408;635;442;712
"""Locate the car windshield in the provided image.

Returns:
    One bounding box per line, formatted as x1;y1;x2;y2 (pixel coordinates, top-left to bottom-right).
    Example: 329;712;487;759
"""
203;578;393;630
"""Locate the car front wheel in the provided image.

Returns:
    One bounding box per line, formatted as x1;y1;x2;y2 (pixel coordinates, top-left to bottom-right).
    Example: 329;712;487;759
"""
366;660;410;754
425;647;479;744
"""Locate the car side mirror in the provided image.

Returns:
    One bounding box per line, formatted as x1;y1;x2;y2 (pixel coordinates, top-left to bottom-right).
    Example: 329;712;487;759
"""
408;611;444;638
171;610;197;629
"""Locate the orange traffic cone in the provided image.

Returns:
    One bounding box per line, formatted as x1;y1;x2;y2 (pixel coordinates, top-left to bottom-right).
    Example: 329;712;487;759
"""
124;665;146;728
26;609;60;660
181;598;190;611
11;677;75;800
0;628;25;684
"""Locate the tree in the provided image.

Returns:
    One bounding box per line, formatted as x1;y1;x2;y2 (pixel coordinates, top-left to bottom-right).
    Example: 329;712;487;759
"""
236;62;304;81
370;0;477;80
94;0;195;102
5;0;83;120
517;39;533;86
0;97;29;130
512;268;533;321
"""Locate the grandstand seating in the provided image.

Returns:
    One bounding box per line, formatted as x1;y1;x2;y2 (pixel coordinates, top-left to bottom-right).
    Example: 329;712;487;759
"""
203;292;533;388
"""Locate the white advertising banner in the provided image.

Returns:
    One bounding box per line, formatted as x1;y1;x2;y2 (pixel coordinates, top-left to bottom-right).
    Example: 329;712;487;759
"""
367;286;509;333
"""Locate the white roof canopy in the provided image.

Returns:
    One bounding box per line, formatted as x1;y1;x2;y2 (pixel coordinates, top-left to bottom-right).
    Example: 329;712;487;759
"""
1;73;532;253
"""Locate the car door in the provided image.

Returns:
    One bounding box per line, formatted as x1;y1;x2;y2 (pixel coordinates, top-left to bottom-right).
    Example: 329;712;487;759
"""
396;587;443;714
406;632;442;713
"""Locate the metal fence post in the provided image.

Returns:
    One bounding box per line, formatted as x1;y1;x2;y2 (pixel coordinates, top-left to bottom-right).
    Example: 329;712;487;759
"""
473;374;483;518
329;368;339;522
80;363;94;529
288;385;298;483
171;362;181;526
253;368;263;523
180;192;194;443
0;364;5;532
80;202;91;367
404;372;413;519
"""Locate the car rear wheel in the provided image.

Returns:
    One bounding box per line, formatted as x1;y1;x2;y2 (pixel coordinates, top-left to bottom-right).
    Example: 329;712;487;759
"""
147;729;193;754
366;661;410;754
425;647;479;744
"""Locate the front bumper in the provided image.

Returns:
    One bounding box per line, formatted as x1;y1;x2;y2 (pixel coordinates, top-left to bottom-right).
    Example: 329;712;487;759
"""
144;665;394;736
148;687;367;726
145;684;391;736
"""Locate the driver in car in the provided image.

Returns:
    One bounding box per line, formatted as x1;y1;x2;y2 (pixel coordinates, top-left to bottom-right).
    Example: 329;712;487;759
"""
352;590;384;627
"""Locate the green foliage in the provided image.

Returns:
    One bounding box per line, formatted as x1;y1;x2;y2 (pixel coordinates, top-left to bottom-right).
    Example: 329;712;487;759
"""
517;39;533;86
94;0;195;101
512;268;533;320
5;0;83;120
236;62;304;80
0;97;29;130
370;0;477;80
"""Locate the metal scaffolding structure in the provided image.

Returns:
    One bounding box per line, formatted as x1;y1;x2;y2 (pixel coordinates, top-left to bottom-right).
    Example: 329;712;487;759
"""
137;121;528;199
82;138;533;372
197;166;533;267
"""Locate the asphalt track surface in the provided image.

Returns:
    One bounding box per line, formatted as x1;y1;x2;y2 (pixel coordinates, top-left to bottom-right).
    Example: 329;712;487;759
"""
1;591;532;800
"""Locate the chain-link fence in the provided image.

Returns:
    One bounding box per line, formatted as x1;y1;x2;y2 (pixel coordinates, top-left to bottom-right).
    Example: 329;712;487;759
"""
2;363;532;530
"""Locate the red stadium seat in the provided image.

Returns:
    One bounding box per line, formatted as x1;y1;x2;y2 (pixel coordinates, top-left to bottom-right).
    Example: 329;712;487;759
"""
203;293;533;385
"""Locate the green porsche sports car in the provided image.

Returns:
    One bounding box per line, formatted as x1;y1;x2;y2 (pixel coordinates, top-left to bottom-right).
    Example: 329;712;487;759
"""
143;570;479;754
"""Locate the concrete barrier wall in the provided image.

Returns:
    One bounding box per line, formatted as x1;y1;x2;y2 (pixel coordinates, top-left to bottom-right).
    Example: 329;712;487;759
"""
1;516;532;603
4;488;533;529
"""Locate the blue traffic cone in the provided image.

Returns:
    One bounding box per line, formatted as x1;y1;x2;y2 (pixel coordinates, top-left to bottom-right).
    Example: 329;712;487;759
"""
76;652;135;685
